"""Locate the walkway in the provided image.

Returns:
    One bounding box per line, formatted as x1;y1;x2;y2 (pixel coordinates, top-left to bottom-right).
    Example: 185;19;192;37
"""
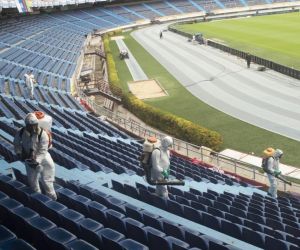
132;24;300;142
115;38;148;81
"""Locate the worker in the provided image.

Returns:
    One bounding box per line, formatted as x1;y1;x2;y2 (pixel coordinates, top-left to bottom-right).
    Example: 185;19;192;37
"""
151;136;173;198
14;113;57;200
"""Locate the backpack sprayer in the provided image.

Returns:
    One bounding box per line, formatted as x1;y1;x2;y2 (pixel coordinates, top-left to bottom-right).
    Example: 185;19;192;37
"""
140;137;185;186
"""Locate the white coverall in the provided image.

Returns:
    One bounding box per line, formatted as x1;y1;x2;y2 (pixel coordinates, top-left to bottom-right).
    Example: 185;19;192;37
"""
14;123;56;200
266;149;283;199
24;73;35;99
151;136;173;198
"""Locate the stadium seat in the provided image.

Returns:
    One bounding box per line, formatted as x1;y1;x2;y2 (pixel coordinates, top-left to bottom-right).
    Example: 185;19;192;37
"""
165;236;190;250
79;218;103;247
0;225;16;244
42;200;67;225
0;198;24;223
88;201;107;225
105;209;126;234
66;239;99;250
119;239;149;250
142;211;163;231
44;227;77;250
96;228;125;250
242;227;265;248
124;217;148;244
220;220;243;239
124;203;143;222
183;205;202;223
58;209;85;235
0;239;36;250
27;216;57;248
145;226;169;250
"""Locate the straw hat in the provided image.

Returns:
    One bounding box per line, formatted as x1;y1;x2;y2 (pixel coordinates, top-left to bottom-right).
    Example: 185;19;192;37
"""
263;147;275;157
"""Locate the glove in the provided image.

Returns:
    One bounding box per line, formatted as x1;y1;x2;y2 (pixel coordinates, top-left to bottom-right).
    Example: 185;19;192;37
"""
274;170;281;177
162;168;170;179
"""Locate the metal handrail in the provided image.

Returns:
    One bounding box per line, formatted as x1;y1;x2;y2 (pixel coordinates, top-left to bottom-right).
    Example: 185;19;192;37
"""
76;87;300;193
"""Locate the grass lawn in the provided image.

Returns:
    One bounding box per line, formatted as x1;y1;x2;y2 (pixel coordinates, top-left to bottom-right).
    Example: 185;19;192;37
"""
174;12;300;70
109;22;300;167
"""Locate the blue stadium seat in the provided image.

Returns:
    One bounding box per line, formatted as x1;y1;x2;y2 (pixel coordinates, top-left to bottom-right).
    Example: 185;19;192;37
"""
145;226;169;250
96;228;125;250
265;236;292;250
88;201;107;225
142;211;163;231
220;220;243;239
119;239;149;250
124;217;147;244
124;183;139;199
0;225;16;245
0;190;8;201
4;180;25;198
167;199;184;216
105;209;126;234
0;198;24;223
10;206;39;237
70;195;91;217
124;203;143;222
58;209;85;235
30;193;52;212
44;227;77;250
66;239;99;250
243;219;264;232
57;188;76;208
26;216;57;248
201;212;221;231
242;227;265;248
106;197;126;213
79;218;103;247
0;239;36;250
42;200;67;225
165;236;190;250
162;219;185;241
15;186;35;207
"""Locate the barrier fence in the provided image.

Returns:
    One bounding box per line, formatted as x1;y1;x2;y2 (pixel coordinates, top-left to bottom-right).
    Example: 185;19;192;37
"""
168;26;300;80
76;85;300;194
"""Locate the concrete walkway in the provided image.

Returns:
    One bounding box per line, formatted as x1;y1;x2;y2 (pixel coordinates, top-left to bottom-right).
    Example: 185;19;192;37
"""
115;39;148;81
132;24;300;142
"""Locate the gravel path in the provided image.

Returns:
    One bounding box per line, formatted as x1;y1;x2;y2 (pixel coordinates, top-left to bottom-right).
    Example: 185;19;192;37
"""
132;24;300;141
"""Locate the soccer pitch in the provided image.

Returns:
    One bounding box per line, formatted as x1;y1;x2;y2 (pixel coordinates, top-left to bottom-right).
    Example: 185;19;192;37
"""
175;12;300;70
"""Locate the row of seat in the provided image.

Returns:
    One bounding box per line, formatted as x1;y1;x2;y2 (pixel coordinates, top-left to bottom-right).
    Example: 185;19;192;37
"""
111;180;300;250
0;173;149;250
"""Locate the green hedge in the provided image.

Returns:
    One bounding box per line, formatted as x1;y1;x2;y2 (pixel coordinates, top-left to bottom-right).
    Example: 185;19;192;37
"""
103;35;123;98
103;34;223;151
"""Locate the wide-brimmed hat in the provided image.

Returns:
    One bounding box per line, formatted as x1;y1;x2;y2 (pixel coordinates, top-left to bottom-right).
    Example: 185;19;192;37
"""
263;147;275;157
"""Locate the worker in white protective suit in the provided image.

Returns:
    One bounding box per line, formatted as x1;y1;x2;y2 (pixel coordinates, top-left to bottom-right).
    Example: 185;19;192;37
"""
264;148;283;199
14;113;57;200
151;136;173;198
24;71;36;99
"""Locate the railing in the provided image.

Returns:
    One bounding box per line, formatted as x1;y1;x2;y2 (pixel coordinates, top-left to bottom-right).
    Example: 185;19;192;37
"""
76;87;300;193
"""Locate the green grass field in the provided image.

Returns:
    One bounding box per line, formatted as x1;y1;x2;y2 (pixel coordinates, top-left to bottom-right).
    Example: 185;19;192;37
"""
110;13;300;167
175;12;300;69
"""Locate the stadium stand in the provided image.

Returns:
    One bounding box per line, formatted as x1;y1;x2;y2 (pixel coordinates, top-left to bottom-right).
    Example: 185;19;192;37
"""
1;1;300;250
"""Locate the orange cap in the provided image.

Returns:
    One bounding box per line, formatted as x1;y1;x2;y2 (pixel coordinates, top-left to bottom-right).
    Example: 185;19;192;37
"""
34;111;45;120
147;136;157;143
